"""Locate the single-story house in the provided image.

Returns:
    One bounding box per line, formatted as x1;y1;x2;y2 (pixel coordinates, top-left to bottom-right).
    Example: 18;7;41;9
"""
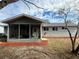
1;14;78;42
2;14;44;42
42;23;77;37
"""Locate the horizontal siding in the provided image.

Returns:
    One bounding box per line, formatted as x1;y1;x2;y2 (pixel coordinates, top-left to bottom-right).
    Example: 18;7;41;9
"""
42;27;77;37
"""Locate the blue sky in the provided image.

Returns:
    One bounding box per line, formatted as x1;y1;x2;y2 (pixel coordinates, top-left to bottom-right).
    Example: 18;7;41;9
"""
0;0;79;23
0;0;79;33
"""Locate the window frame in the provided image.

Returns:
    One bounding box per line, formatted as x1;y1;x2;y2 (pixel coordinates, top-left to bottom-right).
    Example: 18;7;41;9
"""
43;27;49;31
62;27;65;29
52;27;58;31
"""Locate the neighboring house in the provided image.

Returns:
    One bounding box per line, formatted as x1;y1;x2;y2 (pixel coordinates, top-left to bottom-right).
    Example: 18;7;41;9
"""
0;23;7;34
1;14;77;42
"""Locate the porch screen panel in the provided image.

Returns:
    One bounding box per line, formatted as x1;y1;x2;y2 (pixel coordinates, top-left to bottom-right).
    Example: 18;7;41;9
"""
20;24;29;39
9;25;18;39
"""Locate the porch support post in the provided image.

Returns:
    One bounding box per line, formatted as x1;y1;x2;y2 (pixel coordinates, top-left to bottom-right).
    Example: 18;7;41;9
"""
18;24;20;39
29;24;31;39
7;25;9;40
40;24;42;39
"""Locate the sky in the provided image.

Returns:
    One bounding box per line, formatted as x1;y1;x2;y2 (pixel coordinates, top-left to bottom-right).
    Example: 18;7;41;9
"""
0;0;79;33
0;0;79;22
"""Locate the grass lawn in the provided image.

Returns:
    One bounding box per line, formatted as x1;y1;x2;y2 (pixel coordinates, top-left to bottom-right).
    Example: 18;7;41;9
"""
0;37;79;59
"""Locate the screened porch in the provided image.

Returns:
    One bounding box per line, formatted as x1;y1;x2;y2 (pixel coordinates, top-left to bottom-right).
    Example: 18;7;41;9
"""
7;24;42;40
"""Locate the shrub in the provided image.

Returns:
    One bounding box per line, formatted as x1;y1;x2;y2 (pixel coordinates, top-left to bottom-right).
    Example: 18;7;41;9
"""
0;34;7;42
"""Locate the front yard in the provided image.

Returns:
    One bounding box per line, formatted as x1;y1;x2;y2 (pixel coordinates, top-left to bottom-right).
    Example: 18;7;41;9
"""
0;38;79;59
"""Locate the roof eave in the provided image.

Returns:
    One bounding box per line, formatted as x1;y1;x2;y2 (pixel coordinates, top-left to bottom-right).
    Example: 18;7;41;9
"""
1;14;45;23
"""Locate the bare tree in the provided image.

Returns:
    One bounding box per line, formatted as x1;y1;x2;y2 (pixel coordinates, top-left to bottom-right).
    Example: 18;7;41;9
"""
58;8;79;55
18;0;79;55
21;0;79;55
21;0;44;9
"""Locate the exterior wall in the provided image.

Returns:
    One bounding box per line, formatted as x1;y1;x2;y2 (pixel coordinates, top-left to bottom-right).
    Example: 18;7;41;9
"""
42;26;77;37
5;25;77;40
7;39;41;42
0;26;5;34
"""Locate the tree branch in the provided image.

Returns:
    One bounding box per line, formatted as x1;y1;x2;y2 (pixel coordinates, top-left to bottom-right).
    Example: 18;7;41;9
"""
60;8;76;52
65;28;74;52
64;9;70;27
73;27;78;46
22;0;44;9
21;0;30;10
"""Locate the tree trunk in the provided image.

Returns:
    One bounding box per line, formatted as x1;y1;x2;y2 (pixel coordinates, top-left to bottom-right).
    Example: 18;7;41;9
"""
74;45;79;55
66;25;76;52
72;30;78;53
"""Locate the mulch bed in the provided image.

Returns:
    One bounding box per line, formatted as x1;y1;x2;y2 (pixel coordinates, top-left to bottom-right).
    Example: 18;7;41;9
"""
0;40;48;46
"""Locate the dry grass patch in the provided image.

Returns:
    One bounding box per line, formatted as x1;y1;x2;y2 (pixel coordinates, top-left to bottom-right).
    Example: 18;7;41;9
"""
0;38;79;59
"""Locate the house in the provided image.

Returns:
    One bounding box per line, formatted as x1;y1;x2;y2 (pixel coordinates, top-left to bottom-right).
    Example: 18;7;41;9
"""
1;14;77;42
2;14;44;42
42;23;77;38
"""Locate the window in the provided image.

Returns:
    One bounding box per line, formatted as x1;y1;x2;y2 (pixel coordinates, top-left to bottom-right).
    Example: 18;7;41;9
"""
62;27;65;29
43;27;49;31
52;27;58;31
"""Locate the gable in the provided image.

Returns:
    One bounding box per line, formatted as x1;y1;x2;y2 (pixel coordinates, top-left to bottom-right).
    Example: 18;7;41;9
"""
2;14;44;24
8;16;42;24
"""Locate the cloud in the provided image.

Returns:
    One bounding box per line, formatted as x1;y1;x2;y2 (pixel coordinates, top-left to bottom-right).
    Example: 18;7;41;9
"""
0;0;79;22
0;13;9;20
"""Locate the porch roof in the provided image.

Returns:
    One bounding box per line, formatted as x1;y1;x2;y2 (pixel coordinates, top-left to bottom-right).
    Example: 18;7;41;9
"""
1;14;45;23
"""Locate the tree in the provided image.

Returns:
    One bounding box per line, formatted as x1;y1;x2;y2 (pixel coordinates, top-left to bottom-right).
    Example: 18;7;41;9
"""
58;7;79;55
20;0;79;55
21;0;44;9
22;0;79;55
